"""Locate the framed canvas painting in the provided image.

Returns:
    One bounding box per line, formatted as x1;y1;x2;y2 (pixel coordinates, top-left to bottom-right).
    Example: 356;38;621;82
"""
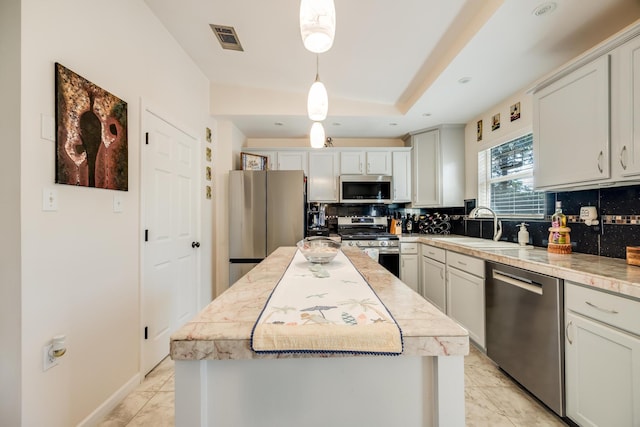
55;63;128;190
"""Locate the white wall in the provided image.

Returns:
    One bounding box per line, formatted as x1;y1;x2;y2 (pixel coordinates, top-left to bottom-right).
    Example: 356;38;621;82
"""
463;89;533;200
213;119;246;296
19;0;211;425
0;0;22;425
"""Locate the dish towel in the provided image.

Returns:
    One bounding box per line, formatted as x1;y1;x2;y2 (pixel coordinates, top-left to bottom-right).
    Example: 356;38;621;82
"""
251;250;403;355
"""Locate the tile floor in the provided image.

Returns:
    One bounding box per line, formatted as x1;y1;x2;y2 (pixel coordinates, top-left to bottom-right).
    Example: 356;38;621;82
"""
99;345;567;426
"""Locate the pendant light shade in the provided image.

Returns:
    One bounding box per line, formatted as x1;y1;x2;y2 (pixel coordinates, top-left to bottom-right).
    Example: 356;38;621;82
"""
310;122;325;148
300;0;336;53
307;79;328;121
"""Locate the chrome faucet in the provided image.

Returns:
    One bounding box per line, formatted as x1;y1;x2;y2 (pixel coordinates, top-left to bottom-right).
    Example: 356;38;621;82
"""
469;206;502;241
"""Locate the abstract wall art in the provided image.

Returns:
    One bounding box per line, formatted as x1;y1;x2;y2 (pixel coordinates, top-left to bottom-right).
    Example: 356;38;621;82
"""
55;63;128;190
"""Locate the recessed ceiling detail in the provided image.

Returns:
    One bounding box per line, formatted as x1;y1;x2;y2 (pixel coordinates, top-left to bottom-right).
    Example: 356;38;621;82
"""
210;24;244;51
144;0;640;138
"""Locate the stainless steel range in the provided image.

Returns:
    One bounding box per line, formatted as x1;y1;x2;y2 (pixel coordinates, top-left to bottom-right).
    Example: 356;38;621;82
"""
338;216;399;277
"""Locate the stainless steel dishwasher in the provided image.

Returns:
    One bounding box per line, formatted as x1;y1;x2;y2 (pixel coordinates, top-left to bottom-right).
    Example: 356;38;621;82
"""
485;262;564;417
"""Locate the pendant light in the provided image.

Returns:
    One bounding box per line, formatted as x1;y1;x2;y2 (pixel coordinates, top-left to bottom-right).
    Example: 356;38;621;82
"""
310;122;325;148
299;0;336;53
307;56;328;121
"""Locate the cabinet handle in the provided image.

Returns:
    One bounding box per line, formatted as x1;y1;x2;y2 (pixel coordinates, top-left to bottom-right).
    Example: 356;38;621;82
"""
585;301;619;314
566;321;573;345
440;269;444;280
620;145;628;170
597;151;603;173
457;261;467;266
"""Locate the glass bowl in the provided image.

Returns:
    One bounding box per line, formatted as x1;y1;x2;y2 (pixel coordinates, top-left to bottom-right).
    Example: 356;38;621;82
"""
296;236;341;264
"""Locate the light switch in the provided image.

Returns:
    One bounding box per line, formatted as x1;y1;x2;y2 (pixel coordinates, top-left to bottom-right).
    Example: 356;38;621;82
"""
113;193;123;213
42;188;58;211
41;114;55;141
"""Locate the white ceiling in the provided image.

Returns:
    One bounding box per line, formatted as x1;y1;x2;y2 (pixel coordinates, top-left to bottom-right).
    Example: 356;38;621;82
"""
144;0;640;139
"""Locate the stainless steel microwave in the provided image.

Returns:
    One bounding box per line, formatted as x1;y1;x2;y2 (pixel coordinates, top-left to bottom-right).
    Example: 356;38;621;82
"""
339;175;392;204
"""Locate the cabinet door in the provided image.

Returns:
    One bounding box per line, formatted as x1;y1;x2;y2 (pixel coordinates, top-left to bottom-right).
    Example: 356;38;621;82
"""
533;55;610;189
412;130;440;206
400;254;419;293
366;151;391;175
446;267;485;348
340;151;364;174
421;256;446;313
308;152;339;202
278;151;308;176
392;151;411;202
614;35;640;177
565;311;640;426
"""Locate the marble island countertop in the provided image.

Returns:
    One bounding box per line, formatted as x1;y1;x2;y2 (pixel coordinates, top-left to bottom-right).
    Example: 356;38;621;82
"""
170;246;469;361
404;234;640;300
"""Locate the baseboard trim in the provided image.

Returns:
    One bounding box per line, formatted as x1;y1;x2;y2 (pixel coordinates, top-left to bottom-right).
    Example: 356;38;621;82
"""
77;373;141;427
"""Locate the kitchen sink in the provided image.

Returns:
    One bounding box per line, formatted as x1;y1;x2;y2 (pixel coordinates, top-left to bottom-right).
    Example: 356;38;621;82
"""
428;236;532;249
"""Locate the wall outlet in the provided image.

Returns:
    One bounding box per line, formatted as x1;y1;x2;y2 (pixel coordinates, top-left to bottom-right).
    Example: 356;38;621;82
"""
43;344;58;371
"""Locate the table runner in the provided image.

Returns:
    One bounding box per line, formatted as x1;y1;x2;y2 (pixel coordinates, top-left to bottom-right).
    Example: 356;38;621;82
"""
251;250;403;355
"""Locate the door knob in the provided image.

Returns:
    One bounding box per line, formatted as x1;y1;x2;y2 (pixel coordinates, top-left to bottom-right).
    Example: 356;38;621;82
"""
191;241;200;248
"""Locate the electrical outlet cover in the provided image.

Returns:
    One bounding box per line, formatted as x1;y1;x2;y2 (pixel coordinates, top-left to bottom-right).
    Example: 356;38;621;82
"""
43;344;59;371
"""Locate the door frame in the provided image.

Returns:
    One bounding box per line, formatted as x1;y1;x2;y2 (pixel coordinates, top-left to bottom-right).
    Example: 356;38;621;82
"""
139;100;202;375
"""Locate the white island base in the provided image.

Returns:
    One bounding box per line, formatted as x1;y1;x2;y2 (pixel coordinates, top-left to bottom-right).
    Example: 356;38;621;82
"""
175;354;464;427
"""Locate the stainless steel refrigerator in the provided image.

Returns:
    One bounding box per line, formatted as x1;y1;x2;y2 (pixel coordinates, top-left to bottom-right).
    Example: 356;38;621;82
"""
228;170;306;284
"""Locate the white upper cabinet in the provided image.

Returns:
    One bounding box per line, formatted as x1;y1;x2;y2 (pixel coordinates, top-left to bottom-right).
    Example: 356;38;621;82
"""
533;54;611;189
277;151;308;176
366;151;392;175
411;126;464;207
533;22;640;190
392;150;411;203
308;151;339;202
612;34;640;178
340;151;364;174
340;150;392;175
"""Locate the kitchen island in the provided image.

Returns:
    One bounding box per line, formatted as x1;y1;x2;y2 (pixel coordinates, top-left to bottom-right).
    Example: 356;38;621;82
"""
170;246;469;427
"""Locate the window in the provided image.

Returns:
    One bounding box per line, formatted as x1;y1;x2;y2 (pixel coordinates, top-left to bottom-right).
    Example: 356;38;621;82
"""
478;133;544;218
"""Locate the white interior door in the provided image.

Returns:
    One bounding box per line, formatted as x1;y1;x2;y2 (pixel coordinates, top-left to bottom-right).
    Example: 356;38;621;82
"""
142;110;199;375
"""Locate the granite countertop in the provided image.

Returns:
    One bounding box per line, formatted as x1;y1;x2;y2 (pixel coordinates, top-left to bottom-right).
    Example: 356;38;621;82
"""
170;246;469;361
405;234;640;300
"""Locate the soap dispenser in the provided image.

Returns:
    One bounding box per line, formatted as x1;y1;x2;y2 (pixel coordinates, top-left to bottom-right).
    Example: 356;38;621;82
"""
518;223;529;246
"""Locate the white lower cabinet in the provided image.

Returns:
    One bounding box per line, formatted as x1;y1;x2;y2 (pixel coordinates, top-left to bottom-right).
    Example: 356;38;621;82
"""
420;244;446;312
565;282;640;426
400;242;419;293
446;251;485;349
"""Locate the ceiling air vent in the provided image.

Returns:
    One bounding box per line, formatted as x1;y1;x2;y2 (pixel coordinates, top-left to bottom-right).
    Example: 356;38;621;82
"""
210;24;244;51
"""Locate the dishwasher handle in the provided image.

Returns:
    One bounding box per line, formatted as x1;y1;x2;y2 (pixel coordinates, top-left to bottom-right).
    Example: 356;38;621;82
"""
492;270;543;295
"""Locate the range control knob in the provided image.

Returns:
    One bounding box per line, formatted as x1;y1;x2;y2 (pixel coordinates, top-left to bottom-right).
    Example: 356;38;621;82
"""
380;240;389;247
368;241;375;246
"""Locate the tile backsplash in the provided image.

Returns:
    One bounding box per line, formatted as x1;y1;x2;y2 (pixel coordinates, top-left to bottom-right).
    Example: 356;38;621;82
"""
320;183;640;260
465;184;640;259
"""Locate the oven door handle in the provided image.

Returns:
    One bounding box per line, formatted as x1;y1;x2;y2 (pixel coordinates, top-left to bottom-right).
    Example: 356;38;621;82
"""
377;248;400;255
492;270;543;295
